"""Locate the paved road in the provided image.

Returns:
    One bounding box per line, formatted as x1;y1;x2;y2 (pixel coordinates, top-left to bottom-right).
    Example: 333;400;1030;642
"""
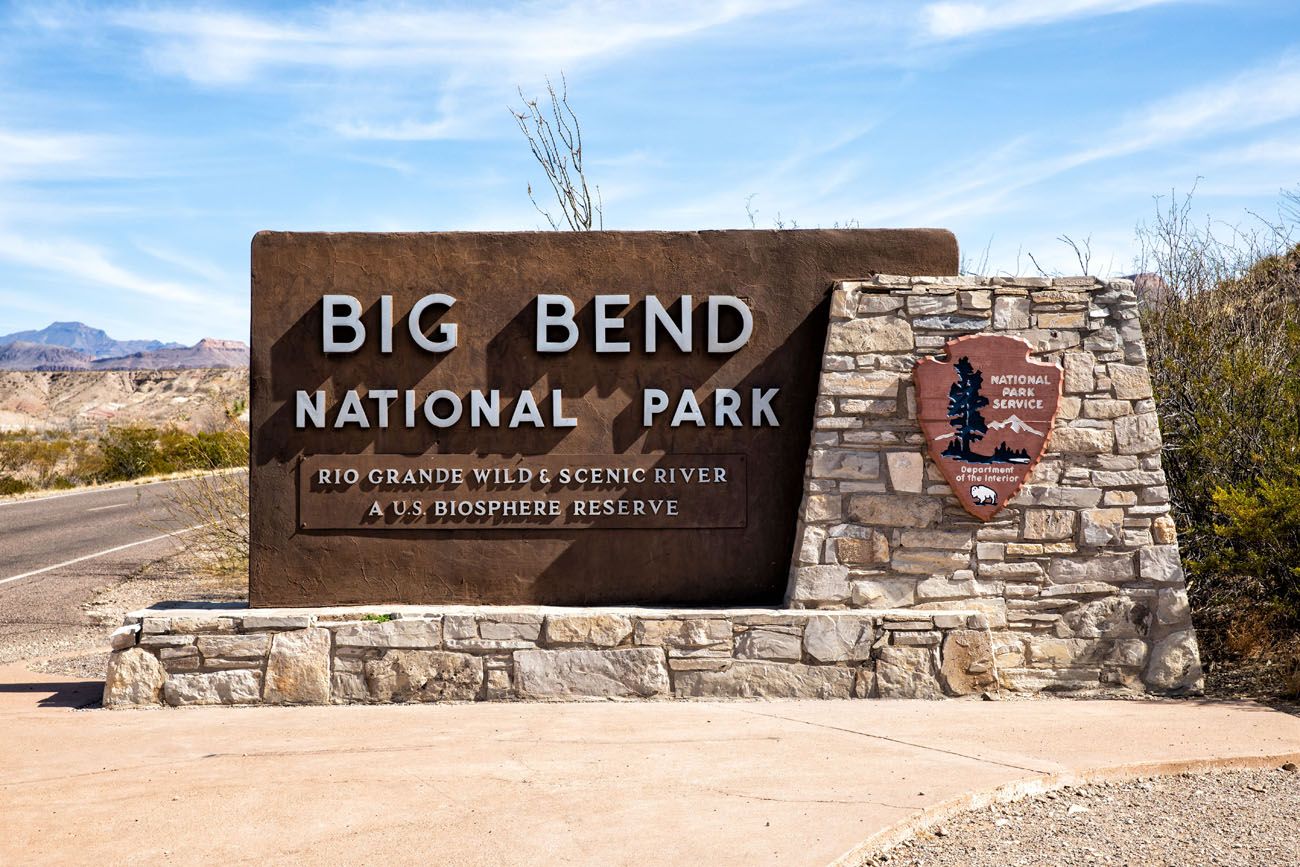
0;478;202;585
0;477;233;664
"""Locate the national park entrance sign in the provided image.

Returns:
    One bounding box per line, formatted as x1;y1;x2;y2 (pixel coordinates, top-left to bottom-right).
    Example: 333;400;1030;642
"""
106;246;1206;706
249;230;957;607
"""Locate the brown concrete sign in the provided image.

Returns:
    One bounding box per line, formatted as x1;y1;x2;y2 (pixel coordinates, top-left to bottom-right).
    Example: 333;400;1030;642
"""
914;334;1062;520
250;230;957;606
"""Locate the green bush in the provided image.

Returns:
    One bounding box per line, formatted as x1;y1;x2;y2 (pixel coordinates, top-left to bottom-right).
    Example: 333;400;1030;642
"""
1201;469;1300;632
0;475;33;496
1142;218;1300;658
97;425;165;481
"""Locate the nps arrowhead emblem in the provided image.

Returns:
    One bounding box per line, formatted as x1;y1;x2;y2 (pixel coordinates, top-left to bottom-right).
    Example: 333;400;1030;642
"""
913;334;1062;521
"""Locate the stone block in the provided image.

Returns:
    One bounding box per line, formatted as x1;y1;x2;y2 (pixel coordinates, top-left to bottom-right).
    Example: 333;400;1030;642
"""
1023;509;1076;540
331;671;369;703
364;650;483;702
891;548;970;575
835;532;890;565
892;630;941;647
164;670;263;706
735;628;803;662
899;528;974;550
1143;631;1203;693
811;449;880;480
1036;311;1086;329
1062;352;1095;393
673;662;853;699
109;623;140;651
514;648;669;699
1049;427;1114;455
848;494;941;528
1153;514;1177;544
907;294;958;315
264;628;332;704
242;614;313;630
103;648;167;707
992;296;1031;329
819;371;902;397
915;574;979;601
633;618;730;650
1154;587;1191;627
333;618;441;648
1062;596;1149;639
803;616;873;663
1079;508;1126;546
1082;399;1133;419
827;316;914;353
1047;553;1136;584
1109;363;1153;399
478;616;542;641
1114;412;1162;455
197;633;271;660
543;614;633;648
1140;545;1185;584
788;565;851;603
940;630;997;696
885;451;925;493
874;646;943;699
851;579;918;608
803;494;842;522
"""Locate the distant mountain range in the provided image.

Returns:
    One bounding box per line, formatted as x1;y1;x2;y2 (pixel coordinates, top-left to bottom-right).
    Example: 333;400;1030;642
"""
0;323;248;371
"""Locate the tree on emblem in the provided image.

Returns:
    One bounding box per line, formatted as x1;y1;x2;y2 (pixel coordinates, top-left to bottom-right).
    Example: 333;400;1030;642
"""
943;356;989;461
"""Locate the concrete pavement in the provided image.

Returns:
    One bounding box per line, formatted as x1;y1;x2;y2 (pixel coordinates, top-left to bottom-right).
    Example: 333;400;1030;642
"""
3;664;1298;867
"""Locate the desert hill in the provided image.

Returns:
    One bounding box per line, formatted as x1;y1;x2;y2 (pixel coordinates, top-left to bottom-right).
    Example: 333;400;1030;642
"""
0;368;250;433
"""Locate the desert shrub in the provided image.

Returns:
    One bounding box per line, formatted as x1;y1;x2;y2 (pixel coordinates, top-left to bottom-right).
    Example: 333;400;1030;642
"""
97;425;248;482
1139;190;1300;660
0;474;33;496
97;425;165;481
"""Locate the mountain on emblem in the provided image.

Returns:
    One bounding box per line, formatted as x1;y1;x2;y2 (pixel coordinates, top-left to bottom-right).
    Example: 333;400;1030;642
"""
987;415;1045;437
913;334;1062;521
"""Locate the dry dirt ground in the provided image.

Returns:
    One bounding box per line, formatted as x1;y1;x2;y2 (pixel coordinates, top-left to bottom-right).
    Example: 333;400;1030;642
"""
859;766;1300;867
4;554;244;680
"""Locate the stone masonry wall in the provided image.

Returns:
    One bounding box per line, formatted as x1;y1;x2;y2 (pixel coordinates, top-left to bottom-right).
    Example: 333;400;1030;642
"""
103;606;997;707
786;276;1203;694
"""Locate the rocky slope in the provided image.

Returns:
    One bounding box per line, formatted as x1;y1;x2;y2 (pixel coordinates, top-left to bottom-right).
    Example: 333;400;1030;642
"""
0;369;250;432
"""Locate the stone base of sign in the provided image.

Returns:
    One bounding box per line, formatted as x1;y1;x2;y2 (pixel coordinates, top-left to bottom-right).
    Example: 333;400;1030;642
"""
785;275;1203;695
103;604;1009;707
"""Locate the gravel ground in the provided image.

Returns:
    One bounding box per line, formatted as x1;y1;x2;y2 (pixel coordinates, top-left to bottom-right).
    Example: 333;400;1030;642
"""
859;766;1300;867
15;556;244;679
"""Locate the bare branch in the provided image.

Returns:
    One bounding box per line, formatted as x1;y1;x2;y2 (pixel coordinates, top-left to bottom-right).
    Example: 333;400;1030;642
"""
510;73;602;231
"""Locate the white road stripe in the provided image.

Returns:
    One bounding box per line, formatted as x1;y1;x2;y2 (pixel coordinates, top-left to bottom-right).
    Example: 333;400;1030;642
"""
86;503;131;512
0;523;207;587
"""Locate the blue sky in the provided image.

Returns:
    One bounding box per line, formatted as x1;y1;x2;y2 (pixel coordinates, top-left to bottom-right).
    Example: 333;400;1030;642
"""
2;0;1299;343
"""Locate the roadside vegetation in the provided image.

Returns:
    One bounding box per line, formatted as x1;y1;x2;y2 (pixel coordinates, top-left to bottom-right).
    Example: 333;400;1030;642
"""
1136;187;1300;694
0;424;247;495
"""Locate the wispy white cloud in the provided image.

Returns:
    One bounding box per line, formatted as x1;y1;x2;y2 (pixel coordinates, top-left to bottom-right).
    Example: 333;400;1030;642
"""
109;1;803;84
87;0;805;140
0;128;117;180
919;0;1183;40
0;233;218;306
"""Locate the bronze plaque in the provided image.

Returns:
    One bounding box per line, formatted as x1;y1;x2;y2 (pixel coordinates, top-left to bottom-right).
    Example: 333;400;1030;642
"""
251;229;958;606
914;334;1062;520
299;454;746;530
